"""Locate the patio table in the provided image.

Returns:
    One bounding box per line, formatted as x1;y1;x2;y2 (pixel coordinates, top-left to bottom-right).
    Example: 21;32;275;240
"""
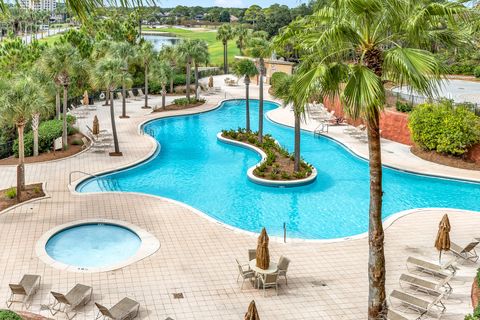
249;259;278;288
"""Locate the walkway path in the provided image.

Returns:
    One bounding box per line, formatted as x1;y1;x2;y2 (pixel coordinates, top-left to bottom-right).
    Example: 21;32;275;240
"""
0;78;478;319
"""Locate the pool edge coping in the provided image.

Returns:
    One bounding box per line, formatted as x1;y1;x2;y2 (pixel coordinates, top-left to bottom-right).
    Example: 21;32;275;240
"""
35;218;160;273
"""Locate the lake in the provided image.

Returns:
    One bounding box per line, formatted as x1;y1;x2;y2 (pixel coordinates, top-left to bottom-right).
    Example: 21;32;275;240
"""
142;34;181;51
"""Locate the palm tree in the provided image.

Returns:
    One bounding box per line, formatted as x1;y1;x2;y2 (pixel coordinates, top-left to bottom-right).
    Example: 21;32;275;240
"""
277;0;469;317
159;46;177;94
235;24;251;56
216;24;234;74
0;74;46;200
138;41;155;109
190;39;209;99
40;43;83;150
151;60;173;110
91;57;125;156
92;40;113;106
232;59;258;132
246;37;270;143
176;39;196;101
111;41;135;118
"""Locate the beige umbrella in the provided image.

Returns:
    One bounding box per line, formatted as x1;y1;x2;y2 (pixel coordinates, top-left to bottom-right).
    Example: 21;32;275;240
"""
92;115;99;135
256;227;270;270
244;300;260;320
208;76;214;88
82;90;89;106
435;214;451;263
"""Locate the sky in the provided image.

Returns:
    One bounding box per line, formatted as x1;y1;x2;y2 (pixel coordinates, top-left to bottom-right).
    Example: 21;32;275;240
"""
160;0;305;8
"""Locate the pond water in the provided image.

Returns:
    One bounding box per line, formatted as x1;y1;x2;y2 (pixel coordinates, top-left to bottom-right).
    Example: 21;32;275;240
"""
142;34;180;51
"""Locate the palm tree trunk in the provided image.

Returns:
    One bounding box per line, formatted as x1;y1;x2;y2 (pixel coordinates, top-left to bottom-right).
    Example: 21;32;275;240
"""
62;85;68;150
194;63;199;100
367;110;386;320
55;88;61;120
143;63;149;108
32;113;40;157
170;77;174;94
162;84;166;110
104;90;110;106
258;59;264;143
245;76;250;132
16;122;25;201
224;42;228;74
294;110;301;172
109;88;122;156
120;83;128;118
186;60;191;101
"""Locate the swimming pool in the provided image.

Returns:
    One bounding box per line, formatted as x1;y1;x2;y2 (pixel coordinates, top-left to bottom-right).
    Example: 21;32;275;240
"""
77;99;480;240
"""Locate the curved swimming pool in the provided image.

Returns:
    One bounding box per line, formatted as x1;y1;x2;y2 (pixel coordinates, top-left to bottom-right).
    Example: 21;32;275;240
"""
77;99;480;240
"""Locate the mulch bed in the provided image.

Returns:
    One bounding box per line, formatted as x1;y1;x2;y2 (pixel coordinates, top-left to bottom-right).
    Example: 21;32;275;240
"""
16;311;53;320
411;146;480;171
152;101;206;112
0;183;45;212
0;133;88;165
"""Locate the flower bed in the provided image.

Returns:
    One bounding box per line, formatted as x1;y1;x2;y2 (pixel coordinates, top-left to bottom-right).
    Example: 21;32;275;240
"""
221;129;313;181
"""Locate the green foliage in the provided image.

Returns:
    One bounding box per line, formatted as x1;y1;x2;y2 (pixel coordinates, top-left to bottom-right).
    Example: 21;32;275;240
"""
173;97;205;106
4;188;16;199
0;310;21;320
232;59;258;80
395;101;414;113
271;72;288;87
409;102;480;156
12;119;75;157
474;66;480;78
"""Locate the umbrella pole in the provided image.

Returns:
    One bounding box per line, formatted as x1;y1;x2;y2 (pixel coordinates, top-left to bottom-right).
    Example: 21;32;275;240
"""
439;250;442;264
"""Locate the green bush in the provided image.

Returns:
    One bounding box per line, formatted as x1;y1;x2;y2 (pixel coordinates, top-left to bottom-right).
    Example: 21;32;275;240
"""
0;310;22;320
4;187;16;199
173;97;205;106
409;102;480;156
395;100;414;113
12;119;75;157
474;66;480;78
270;72;288;87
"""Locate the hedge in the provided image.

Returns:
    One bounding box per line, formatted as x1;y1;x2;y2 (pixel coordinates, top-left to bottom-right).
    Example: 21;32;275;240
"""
0;310;22;320
408;102;480;156
474;66;480;78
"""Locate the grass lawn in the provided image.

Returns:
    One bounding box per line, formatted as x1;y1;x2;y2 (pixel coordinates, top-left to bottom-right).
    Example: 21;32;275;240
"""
38;33;63;45
143;27;240;67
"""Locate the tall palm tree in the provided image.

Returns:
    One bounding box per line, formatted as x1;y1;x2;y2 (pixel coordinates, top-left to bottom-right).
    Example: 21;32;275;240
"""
232;59;258;132
91;57;125;156
92;40;114;106
216;24;234;74
0;74;46;200
246;37;270;143
151;60;173;110
176;39;196;101
138;41;155;109
111;41;135;118
190;39;209;99
277;0;469;317
235;24;251;56
159;45;177;93
40;43;83;150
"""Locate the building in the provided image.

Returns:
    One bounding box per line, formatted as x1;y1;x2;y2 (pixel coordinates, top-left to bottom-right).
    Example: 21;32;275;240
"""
19;0;57;12
235;55;295;84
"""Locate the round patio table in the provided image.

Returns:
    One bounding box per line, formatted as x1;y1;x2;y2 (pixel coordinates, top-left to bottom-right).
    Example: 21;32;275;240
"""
249;259;278;289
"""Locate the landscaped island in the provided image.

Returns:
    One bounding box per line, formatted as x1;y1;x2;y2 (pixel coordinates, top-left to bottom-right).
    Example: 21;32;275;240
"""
221;129;314;182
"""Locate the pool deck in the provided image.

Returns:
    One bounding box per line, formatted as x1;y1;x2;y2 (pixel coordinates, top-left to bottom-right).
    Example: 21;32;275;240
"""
0;75;479;319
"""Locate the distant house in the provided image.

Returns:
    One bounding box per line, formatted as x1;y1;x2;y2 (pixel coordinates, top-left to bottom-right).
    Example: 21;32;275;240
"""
195;14;204;21
230;15;239;22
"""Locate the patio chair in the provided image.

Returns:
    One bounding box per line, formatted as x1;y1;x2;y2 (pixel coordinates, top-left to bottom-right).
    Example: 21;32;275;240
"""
248;249;256;262
95;297;140;320
406;256;457;277
6;274;41;310
137;89;145;98
258;273;279;297
387;309;421;320
116;92;123;100
450;241;479;262
49;284;93;320
128;90;141;101
277;256;291;286
235;258;255;290
399;273;453;297
389;289;445;319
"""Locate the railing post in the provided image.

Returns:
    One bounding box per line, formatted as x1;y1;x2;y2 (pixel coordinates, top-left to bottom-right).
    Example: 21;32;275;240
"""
283;222;286;243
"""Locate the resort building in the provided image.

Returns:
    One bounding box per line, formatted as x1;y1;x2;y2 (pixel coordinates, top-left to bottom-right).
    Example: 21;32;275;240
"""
19;0;57;12
235;55;295;84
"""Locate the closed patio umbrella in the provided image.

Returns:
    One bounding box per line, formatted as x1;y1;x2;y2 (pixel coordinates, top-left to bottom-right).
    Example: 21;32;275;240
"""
435;214;451;263
244;300;260;320
92;115;100;135
208;76;214;88
82;90;89;106
256;227;269;270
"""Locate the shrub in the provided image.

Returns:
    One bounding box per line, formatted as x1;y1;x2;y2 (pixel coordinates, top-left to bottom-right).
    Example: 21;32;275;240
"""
71;139;83;146
474;66;480;78
174;85;196;94
409;102;480;156
270;72;288;87
395;100;414;113
0;310;22;320
173;97;205;106
4;187;16;199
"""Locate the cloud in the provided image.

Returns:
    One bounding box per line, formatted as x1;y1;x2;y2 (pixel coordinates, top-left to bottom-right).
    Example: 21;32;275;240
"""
214;0;243;7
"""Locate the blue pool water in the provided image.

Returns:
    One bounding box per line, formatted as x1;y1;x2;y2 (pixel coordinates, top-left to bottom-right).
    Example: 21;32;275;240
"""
77;100;480;240
46;224;141;267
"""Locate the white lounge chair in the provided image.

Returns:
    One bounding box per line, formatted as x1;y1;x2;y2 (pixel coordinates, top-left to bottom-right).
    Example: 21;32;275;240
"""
137;89;145;98
6;274;41;309
49;284;93;319
450;241;479;262
389;289;445;319
399;273;452;297
128;90;141;101
277;256;291;286
95;297;140;320
387;309;420;320
406;256;457;278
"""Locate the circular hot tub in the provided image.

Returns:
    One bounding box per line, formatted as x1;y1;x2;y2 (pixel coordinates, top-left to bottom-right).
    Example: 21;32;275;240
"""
36;219;160;272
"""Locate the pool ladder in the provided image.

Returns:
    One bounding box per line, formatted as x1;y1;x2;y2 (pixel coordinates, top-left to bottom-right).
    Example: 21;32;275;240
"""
69;170;98;185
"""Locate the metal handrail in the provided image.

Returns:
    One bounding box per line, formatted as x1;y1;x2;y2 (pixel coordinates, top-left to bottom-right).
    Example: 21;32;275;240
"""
69;170;98;185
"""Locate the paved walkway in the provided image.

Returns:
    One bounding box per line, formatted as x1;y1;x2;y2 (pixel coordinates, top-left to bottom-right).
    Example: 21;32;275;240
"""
0;77;478;319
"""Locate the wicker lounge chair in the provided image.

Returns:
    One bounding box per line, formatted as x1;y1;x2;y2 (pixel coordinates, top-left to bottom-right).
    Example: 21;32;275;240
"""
277;256;291;286
49;284;93;320
450;241;479;262
399;273;453;296
258;273;279;297
389;289;445;319
236;259;255;290
406;256;457;277
95;297;140;320
6;274;41;309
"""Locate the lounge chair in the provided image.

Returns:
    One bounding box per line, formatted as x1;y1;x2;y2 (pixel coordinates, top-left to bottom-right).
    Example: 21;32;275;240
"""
116;92;122;100
389;289;445;319
49;283;93;319
137;89;145;98
387;309;420;320
406;256;457;277
258;273;279;297
6;274;41;309
450;241;479;262
95;297;140;320
399;273;452;296
277;256;291;286
248;249;256;262
128;90;141;101
235;259;255;290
